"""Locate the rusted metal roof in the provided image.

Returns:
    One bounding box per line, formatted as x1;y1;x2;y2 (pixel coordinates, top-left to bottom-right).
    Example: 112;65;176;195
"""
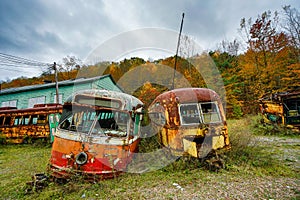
152;88;222;104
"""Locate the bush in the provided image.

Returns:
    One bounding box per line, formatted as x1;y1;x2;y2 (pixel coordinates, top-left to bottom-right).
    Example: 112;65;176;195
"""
224;115;296;176
252;115;299;136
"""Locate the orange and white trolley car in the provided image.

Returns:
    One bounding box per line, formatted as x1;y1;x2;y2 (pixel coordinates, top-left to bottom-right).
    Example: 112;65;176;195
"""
49;89;143;180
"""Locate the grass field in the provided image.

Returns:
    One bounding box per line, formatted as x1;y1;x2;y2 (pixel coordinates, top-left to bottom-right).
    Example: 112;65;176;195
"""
0;115;299;199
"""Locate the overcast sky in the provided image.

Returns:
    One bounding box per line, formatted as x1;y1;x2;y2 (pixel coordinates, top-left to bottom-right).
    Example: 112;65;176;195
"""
0;0;299;81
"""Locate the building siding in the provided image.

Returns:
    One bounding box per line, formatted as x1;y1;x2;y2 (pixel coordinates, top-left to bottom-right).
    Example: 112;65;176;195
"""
0;75;123;109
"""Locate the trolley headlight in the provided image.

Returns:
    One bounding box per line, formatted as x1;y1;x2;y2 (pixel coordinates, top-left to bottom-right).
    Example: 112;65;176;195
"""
75;152;88;165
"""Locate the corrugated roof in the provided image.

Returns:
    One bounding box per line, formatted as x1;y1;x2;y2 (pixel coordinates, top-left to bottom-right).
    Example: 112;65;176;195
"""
0;74;123;95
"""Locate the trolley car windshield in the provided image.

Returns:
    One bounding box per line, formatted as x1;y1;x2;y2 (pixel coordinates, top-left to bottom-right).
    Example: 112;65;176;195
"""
179;101;221;125
60;108;131;137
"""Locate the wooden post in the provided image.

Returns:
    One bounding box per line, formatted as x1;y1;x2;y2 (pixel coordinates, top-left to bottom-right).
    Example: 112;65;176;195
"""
54;62;59;104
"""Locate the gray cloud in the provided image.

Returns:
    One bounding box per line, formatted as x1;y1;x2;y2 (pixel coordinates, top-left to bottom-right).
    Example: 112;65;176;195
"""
0;0;299;81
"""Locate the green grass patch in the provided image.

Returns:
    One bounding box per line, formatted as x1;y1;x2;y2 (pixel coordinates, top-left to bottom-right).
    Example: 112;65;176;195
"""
0;143;52;199
0;115;298;199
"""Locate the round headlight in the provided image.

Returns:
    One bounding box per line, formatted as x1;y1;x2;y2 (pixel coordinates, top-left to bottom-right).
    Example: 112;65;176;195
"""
75;152;88;165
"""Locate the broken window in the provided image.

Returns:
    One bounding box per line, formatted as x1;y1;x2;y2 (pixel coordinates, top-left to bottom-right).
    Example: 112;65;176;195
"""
0;116;4;126
60;109;130;137
4;116;11;126
200;102;221;123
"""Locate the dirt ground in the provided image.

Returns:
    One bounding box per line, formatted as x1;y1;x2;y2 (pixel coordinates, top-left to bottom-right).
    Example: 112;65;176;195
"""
139;136;300;200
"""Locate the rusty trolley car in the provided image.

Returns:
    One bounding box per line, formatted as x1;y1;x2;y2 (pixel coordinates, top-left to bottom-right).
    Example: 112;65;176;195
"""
259;90;300;129
49;89;144;180
0;104;62;143
148;88;230;158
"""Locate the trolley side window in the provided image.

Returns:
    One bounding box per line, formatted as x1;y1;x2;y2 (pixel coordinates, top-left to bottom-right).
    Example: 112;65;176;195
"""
23;116;30;125
13;115;39;126
31;115;38;125
4;116;12;126
14;117;20;125
37;115;47;124
0;116;4;126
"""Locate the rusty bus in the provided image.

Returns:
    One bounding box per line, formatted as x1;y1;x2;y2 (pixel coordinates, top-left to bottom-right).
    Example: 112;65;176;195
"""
148;88;230;158
0;104;62;143
49;89;144;180
259;91;300;129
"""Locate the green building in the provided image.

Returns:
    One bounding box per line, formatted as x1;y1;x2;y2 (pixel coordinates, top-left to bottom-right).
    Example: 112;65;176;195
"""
0;75;123;109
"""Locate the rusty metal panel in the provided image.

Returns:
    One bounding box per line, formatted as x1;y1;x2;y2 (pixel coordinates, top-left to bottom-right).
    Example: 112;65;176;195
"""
183;138;197;157
259;91;300;129
149;88;230;158
0;104;62;143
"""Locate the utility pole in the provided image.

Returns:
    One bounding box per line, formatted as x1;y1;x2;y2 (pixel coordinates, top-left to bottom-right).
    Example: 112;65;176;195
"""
172;13;185;90
53;62;59;104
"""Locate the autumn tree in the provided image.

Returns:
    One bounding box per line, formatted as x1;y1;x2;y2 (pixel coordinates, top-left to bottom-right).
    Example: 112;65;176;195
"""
210;50;242;118
219;39;241;56
134;82;162;108
238;10;291;113
59;55;82;80
179;35;196;58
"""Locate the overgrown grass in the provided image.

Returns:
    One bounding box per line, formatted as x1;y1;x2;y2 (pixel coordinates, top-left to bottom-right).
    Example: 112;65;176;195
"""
250;114;300;136
225;115;298;177
0;115;298;199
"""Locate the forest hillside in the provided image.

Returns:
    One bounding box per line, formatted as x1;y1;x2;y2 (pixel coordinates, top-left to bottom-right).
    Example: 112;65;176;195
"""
1;6;299;118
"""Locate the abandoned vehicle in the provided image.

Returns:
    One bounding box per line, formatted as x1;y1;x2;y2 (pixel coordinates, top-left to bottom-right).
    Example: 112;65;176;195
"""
259;90;300;129
49;89;144;180
148;88;230;158
0;104;62;143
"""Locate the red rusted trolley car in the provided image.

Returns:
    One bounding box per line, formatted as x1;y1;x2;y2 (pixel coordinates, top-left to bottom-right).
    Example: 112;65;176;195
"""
49;89;144;180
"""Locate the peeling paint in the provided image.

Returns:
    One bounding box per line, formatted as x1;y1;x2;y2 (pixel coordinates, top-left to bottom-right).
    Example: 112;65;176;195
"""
0;104;62;143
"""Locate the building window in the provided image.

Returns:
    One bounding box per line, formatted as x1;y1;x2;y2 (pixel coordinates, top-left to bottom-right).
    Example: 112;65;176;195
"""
1;100;17;107
28;96;46;108
53;94;63;104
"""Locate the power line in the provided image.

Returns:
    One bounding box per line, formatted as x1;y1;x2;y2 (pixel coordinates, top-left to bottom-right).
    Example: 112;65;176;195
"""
0;52;53;76
0;62;42;68
0;52;51;67
0;66;31;73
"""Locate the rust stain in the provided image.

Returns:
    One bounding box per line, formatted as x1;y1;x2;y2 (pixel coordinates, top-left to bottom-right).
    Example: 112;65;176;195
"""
0;104;62;143
149;88;230;158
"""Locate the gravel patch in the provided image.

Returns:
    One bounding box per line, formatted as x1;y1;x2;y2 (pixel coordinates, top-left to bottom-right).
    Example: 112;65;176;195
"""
136;173;299;200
